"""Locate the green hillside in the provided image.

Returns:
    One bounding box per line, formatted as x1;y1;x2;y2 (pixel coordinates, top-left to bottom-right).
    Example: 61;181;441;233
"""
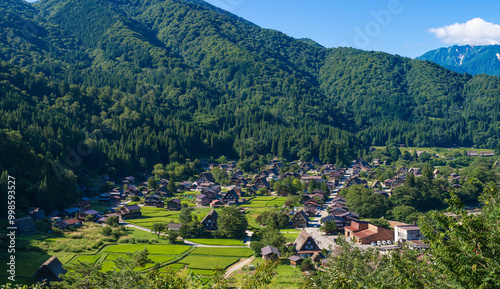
0;0;500;212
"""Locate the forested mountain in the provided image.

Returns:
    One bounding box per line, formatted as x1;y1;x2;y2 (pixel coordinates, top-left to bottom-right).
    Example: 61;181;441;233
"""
1;0;500;211
418;44;500;76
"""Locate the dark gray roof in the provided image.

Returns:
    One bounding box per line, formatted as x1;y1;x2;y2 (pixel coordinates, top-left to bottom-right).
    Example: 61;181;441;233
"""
294;210;309;222
64;207;80;214
201;209;218;223
32;256;67;280
84;210;99;215
261;246;281;256
124;204;141;210
167;223;183;229
15;217;37;232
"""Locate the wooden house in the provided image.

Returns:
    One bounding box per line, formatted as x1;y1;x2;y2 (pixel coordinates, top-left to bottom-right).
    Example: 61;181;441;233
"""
32;256;67;284
235;178;249;187
144;194;162;206
288;255;303;266
255;177;271;189
167;199;182;211
117;205;142;220
293;231;322;258
195;194;213;207
261;246;281;261
28;207;47;221
201;209;218;231
289;210;309;228
196;172;215;184
221;189;239;205
14;217;37;235
303;200;319;215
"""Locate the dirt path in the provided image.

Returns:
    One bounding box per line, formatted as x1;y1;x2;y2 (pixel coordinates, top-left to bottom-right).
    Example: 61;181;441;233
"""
224;256;256;278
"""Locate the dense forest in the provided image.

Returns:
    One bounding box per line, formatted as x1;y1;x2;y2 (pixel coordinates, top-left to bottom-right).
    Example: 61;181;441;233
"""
1;0;500;212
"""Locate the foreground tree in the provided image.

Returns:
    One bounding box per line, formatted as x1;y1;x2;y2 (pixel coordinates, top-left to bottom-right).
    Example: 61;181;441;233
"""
233;260;280;289
305;183;500;289
302;237;444;288
419;184;500;289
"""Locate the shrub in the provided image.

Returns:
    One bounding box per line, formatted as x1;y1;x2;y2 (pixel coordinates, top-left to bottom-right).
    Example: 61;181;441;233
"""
136;238;149;243
300;258;315;272
52;228;64;237
101;226;112;236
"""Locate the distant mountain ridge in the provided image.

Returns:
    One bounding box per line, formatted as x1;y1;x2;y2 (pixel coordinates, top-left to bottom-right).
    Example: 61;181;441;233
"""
417;45;500;76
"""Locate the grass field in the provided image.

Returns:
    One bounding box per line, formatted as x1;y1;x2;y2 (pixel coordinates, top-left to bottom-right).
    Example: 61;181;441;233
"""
250;258;304;288
103;244;190;255
126;207;181;229
179;255;240;270
7;214;256;285
191;247;253;257
160;263;186;272
243;197;286;208
186;238;246;246
270;260;304;288
188;269;216;276
71;254;101;264
280;230;301;243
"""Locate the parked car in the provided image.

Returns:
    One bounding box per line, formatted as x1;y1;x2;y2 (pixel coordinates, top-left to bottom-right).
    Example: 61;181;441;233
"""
371;242;377;246
377;241;382;246
387;240;392;245
382;240;387;245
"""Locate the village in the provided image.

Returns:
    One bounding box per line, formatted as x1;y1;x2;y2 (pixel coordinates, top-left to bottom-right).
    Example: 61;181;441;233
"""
16;146;496;286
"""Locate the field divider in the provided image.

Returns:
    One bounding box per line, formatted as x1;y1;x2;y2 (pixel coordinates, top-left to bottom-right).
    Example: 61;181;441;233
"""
147;246;197;272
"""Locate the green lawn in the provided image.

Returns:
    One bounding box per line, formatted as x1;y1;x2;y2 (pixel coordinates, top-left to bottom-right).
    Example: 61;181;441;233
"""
126;207;181;229
188;269;216;276
179;255;240;270
102;244;190;255
251;196;278;201
159;263;186;272
271;260;304;288
124;227;173;244
251;258;304;288
71;254;101;264
191;247;253;257
281;231;301;243
186;238;246;246
242;196;286;208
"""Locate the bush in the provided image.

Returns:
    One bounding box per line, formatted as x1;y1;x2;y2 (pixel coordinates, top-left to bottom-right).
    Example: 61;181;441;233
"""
101;226;112;236
52;228;64;237
118;236;135;243
300;258;315;272
34;219;51;232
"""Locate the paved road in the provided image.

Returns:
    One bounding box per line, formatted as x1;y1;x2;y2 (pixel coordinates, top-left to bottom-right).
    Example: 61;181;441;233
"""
123;222;251;248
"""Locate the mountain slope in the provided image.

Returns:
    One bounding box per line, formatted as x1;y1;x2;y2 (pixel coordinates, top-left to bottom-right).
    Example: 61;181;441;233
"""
0;0;498;175
418;45;500;76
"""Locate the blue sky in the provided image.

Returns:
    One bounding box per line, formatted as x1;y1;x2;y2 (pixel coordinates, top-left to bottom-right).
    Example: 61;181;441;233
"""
205;0;500;58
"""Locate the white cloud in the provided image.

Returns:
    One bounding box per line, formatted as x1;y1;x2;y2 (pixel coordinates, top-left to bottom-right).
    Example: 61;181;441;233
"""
429;18;500;45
